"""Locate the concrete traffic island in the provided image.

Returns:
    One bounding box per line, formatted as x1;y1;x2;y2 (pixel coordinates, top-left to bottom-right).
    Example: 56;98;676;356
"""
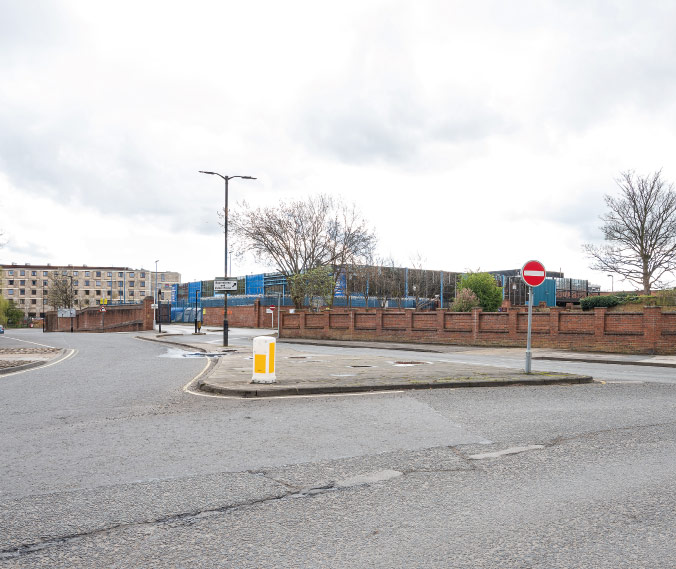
0;346;64;374
197;342;593;398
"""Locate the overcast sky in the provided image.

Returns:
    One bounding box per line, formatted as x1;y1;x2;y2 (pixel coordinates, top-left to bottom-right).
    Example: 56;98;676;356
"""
2;1;676;291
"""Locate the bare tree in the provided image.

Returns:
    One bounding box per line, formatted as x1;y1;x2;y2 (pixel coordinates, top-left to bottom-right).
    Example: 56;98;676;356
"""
584;170;676;294
230;194;377;308
46;273;75;309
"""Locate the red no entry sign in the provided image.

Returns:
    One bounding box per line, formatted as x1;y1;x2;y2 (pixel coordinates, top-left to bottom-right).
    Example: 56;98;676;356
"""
521;260;546;287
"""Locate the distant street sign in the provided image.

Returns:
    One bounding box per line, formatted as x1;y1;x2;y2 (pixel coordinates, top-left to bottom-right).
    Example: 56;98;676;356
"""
151;304;158;309
57;308;76;318
214;279;238;292
100;307;107;313
269;305;276;311
521;260;546;287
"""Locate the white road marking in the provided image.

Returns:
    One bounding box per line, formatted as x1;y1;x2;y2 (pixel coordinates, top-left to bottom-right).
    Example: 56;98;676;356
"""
2;336;60;349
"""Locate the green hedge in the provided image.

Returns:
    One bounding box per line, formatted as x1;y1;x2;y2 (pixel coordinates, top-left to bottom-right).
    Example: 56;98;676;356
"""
579;292;672;310
579;295;621;310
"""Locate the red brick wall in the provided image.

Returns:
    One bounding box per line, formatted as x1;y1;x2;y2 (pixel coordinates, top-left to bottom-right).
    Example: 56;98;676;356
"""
202;300;276;329
46;297;154;333
278;306;676;355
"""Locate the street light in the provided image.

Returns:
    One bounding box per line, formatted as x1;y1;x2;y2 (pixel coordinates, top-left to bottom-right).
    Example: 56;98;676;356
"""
155;260;161;332
607;274;614;292
199;170;256;346
65;274;74;333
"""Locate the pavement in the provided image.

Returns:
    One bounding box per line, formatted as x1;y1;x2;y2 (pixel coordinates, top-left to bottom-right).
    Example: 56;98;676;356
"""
136;328;598;397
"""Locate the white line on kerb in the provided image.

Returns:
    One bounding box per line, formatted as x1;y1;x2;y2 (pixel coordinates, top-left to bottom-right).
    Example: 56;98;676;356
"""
0;349;77;378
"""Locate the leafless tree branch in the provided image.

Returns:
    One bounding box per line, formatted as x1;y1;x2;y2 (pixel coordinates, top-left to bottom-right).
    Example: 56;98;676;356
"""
584;170;676;293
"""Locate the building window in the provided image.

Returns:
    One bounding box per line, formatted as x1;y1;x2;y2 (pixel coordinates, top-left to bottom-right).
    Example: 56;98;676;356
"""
31;290;36;295
8;280;13;285
19;299;25;304
118;281;123;287
118;289;123;297
118;272;123;277
43;280;48;286
96;281;101;287
85;290;90;296
43;271;48;276
73;280;78;286
96;271;101;277
8;290;13;295
20;289;25;295
161;274;166;282
85;280;90;286
31;271;37;276
107;272;112;277
106;281;112;287
8;270;13;276
141;281;145;287
140;272;146;278
32;280;37;286
130;272;135;278
129;281;135;287
20;270;25;276
73;271;78;276
96;290;101;296
20;280;25;286
130;291;135;297
31;299;37;304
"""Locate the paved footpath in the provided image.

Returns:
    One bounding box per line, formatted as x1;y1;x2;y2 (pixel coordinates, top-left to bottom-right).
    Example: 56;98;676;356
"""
138;330;594;397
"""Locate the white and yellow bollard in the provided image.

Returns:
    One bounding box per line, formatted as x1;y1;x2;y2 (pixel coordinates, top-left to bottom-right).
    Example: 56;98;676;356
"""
251;336;277;383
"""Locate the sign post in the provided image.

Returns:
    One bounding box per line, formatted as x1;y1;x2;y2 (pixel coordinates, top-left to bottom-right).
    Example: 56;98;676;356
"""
266;305;276;328
521;260;546;374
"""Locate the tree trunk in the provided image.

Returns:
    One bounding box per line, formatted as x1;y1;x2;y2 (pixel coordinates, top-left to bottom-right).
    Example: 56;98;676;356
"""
643;258;651;295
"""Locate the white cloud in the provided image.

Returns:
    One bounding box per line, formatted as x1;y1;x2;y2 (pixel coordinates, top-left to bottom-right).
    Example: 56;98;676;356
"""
2;0;676;292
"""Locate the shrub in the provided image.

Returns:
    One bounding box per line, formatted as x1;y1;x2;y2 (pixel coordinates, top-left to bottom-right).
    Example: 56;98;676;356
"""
458;272;503;312
580;295;621;310
655;289;676;306
451;288;480;312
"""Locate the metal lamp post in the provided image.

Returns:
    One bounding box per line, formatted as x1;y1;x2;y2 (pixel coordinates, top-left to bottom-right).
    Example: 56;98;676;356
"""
199;171;256;347
66;275;74;333
607;274;614;292
155;260;160;332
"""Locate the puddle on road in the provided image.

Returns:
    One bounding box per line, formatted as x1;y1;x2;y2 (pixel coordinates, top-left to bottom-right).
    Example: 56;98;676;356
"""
160;349;231;359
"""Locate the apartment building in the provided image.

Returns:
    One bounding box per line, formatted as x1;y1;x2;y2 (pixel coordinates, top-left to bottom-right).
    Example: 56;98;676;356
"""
0;263;181;320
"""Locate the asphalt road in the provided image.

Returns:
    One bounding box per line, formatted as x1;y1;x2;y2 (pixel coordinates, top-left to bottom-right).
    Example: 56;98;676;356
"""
1;327;675;568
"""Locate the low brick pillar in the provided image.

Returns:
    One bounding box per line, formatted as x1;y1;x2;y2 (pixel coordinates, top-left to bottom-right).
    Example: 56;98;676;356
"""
643;305;662;354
